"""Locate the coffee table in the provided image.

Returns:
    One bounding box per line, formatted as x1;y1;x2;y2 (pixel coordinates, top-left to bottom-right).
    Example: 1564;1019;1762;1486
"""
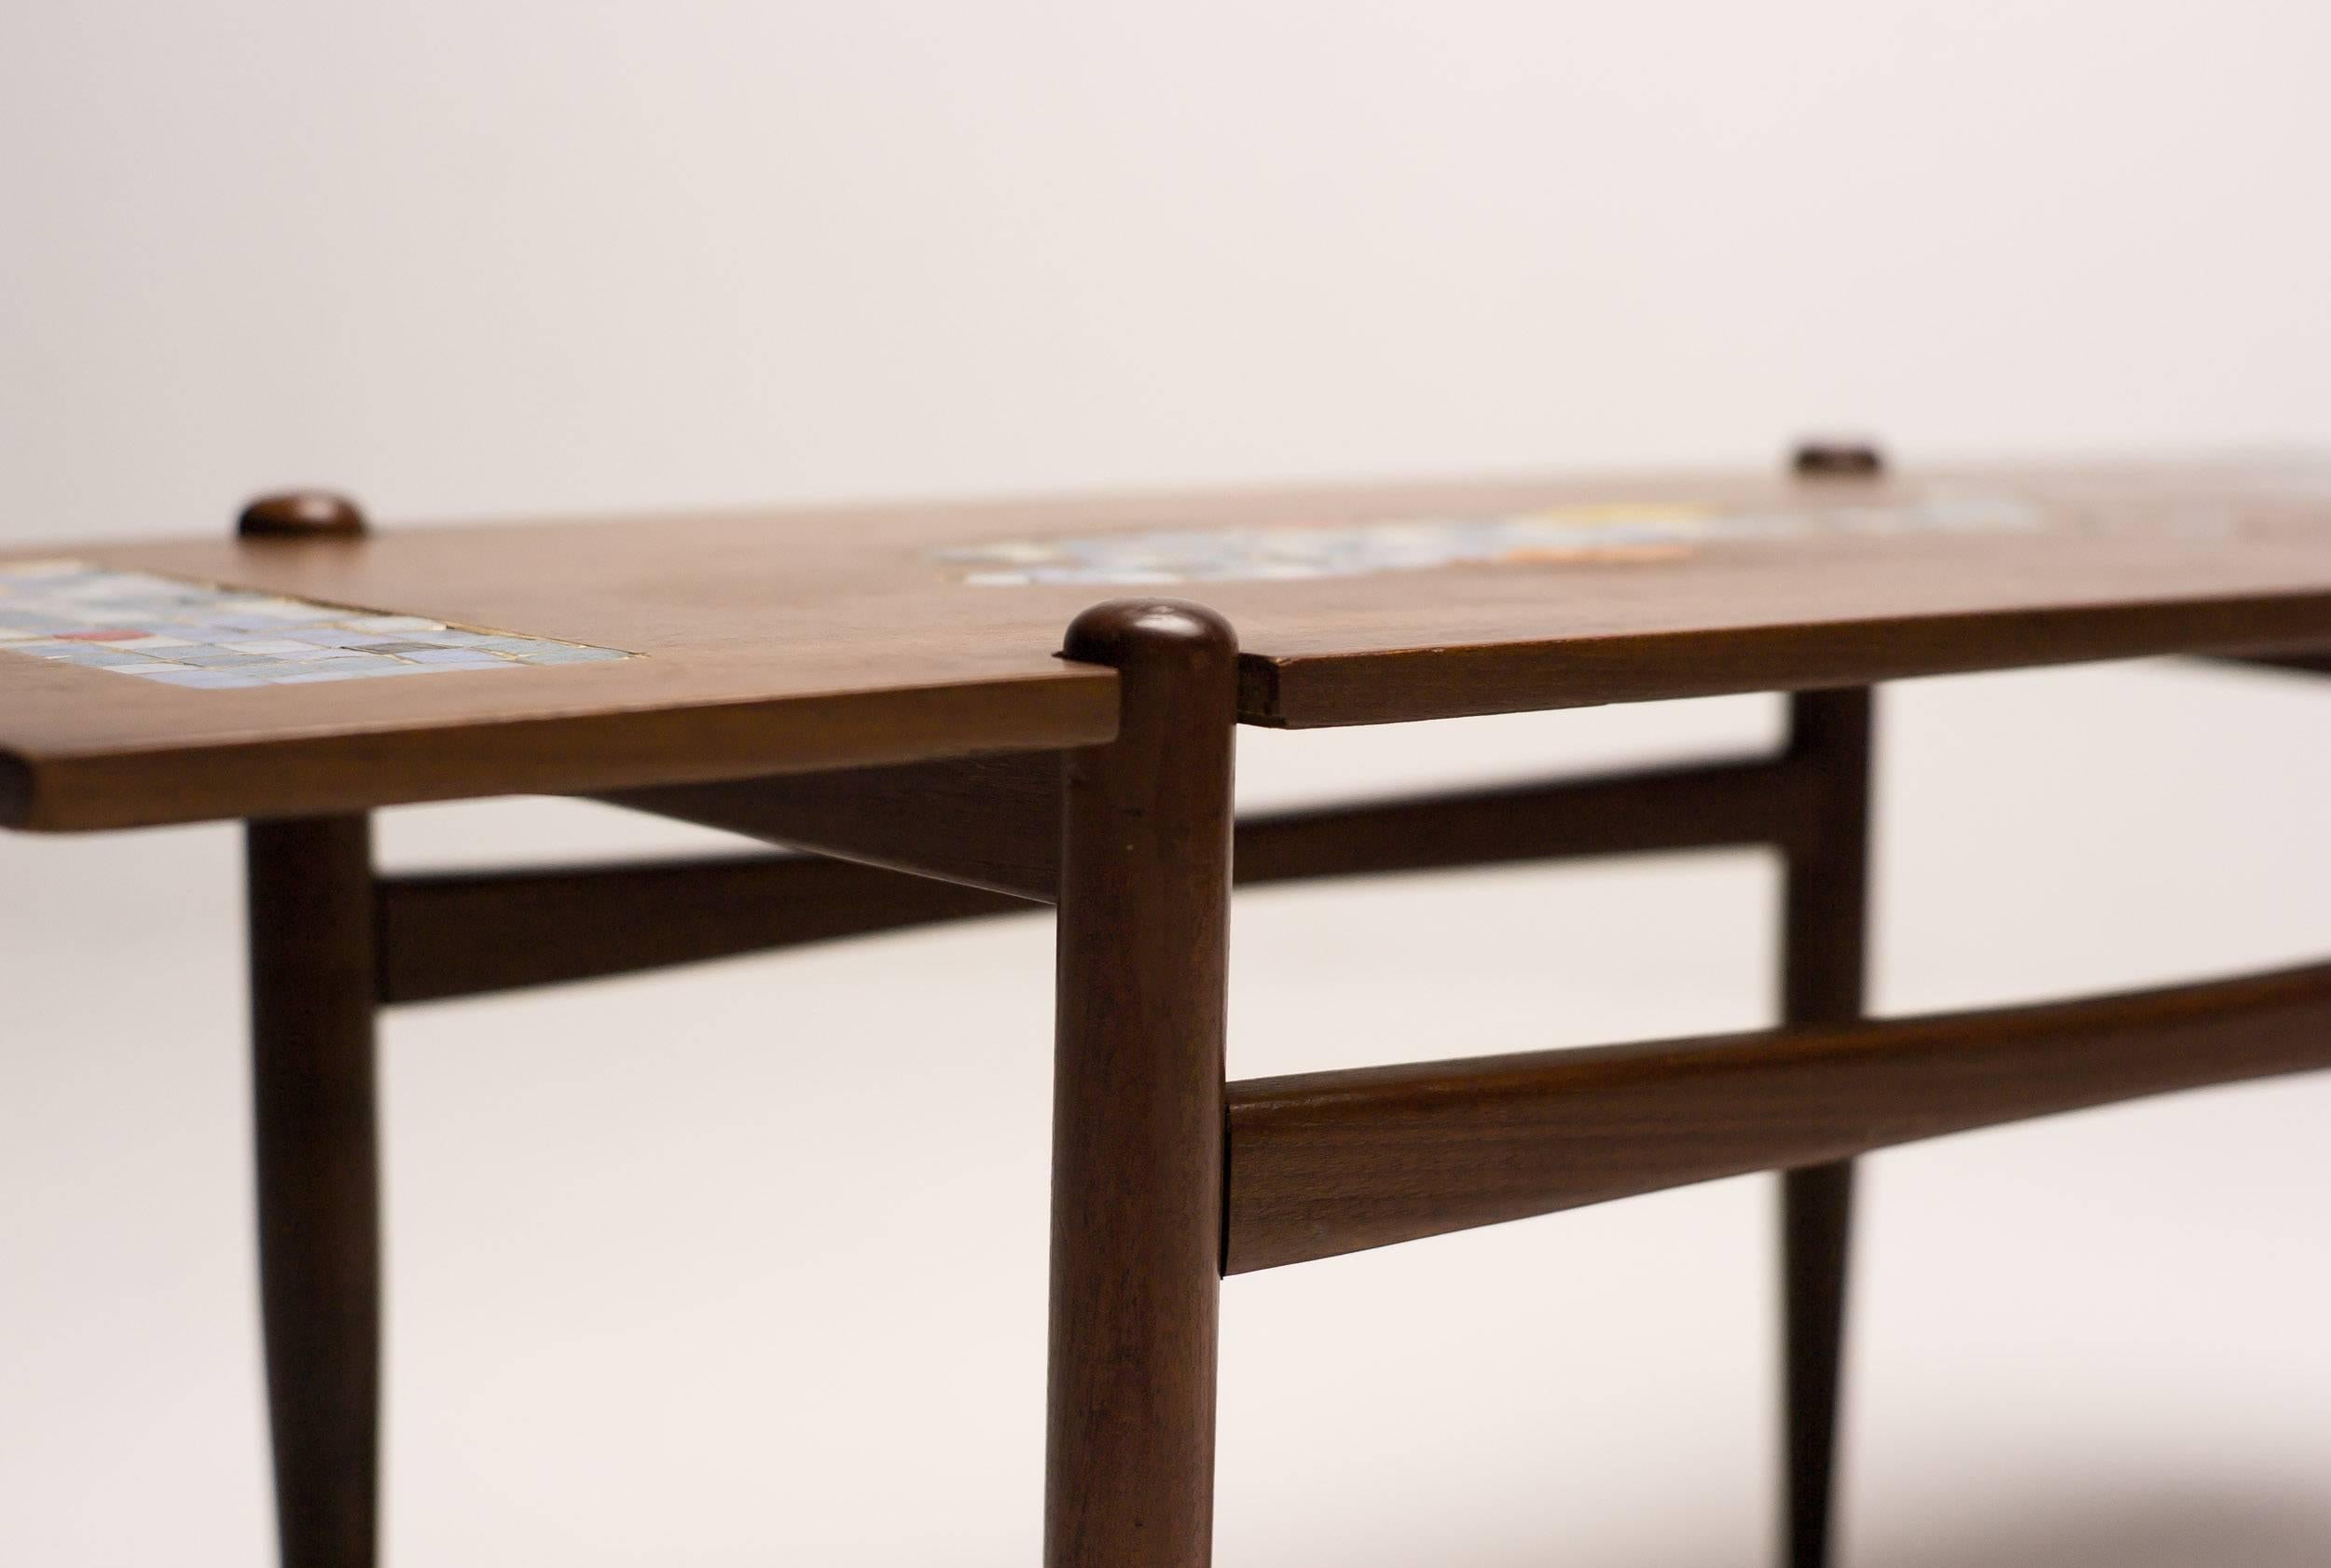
9;448;2331;1568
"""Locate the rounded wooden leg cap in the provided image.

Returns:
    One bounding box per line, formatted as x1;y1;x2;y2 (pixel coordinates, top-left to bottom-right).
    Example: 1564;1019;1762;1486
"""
1060;598;1238;670
1791;441;1885;479
238;491;369;539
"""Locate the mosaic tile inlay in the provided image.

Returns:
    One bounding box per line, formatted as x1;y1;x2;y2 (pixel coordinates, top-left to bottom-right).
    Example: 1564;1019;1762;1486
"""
937;493;2049;586
0;560;631;690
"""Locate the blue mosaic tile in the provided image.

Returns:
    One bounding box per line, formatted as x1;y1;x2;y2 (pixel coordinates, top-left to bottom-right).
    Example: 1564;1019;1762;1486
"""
0;560;635;690
936;493;2050;586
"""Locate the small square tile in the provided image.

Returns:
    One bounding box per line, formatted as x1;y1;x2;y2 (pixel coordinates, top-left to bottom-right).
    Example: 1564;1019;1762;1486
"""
515;645;629;664
125;667;264;688
345;614;446;633
403;648;510;666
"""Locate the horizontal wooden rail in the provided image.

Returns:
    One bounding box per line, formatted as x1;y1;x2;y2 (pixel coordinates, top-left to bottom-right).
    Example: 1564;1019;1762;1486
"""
2215;650;2331;679
1225;958;2331;1273
379;755;1806;1003
1234;756;1814;885
377;854;1023;1004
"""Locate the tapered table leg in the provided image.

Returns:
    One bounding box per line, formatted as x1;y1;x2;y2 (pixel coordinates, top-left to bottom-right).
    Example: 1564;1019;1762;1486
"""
1045;600;1237;1568
1782;1160;1855;1568
248;816;381;1568
1779;688;1873;1568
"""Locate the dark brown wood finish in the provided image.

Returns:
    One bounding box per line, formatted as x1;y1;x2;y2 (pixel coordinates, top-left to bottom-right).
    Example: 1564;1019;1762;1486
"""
0;750;28;825
1244;595;2331;729
374;853;1028;1004
19;457;2331;1568
1792;443;1885;479
1234;756;1811;885
2219;649;2331;678
13;456;2331;830
1223;956;2331;1275
598;750;1062;900
598;748;1807;905
1777;688;1874;1568
1047;601;1237;1568
248;816;381;1568
383;755;1811;1004
239;491;369;541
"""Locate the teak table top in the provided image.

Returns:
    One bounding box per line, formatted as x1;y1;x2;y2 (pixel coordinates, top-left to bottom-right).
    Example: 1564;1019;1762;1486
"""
7;454;2331;831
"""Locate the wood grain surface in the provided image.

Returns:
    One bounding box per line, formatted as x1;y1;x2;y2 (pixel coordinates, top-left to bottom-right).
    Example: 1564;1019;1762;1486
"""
381;750;1806;1001
8;455;2331;828
600;750;1062;899
247;817;381;1568
1223;956;2331;1273
373;852;1025;1004
1046;601;1237;1568
1776;687;1874;1568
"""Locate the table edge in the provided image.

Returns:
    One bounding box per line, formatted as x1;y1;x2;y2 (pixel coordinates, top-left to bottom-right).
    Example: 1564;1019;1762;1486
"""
1;670;1121;832
1238;591;2331;726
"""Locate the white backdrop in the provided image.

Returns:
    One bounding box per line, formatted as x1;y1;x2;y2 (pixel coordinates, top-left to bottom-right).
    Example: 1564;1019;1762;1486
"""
5;5;2331;1564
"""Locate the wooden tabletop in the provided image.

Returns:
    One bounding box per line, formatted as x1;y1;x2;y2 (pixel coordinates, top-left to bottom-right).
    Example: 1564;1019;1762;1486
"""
7;454;2331;831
